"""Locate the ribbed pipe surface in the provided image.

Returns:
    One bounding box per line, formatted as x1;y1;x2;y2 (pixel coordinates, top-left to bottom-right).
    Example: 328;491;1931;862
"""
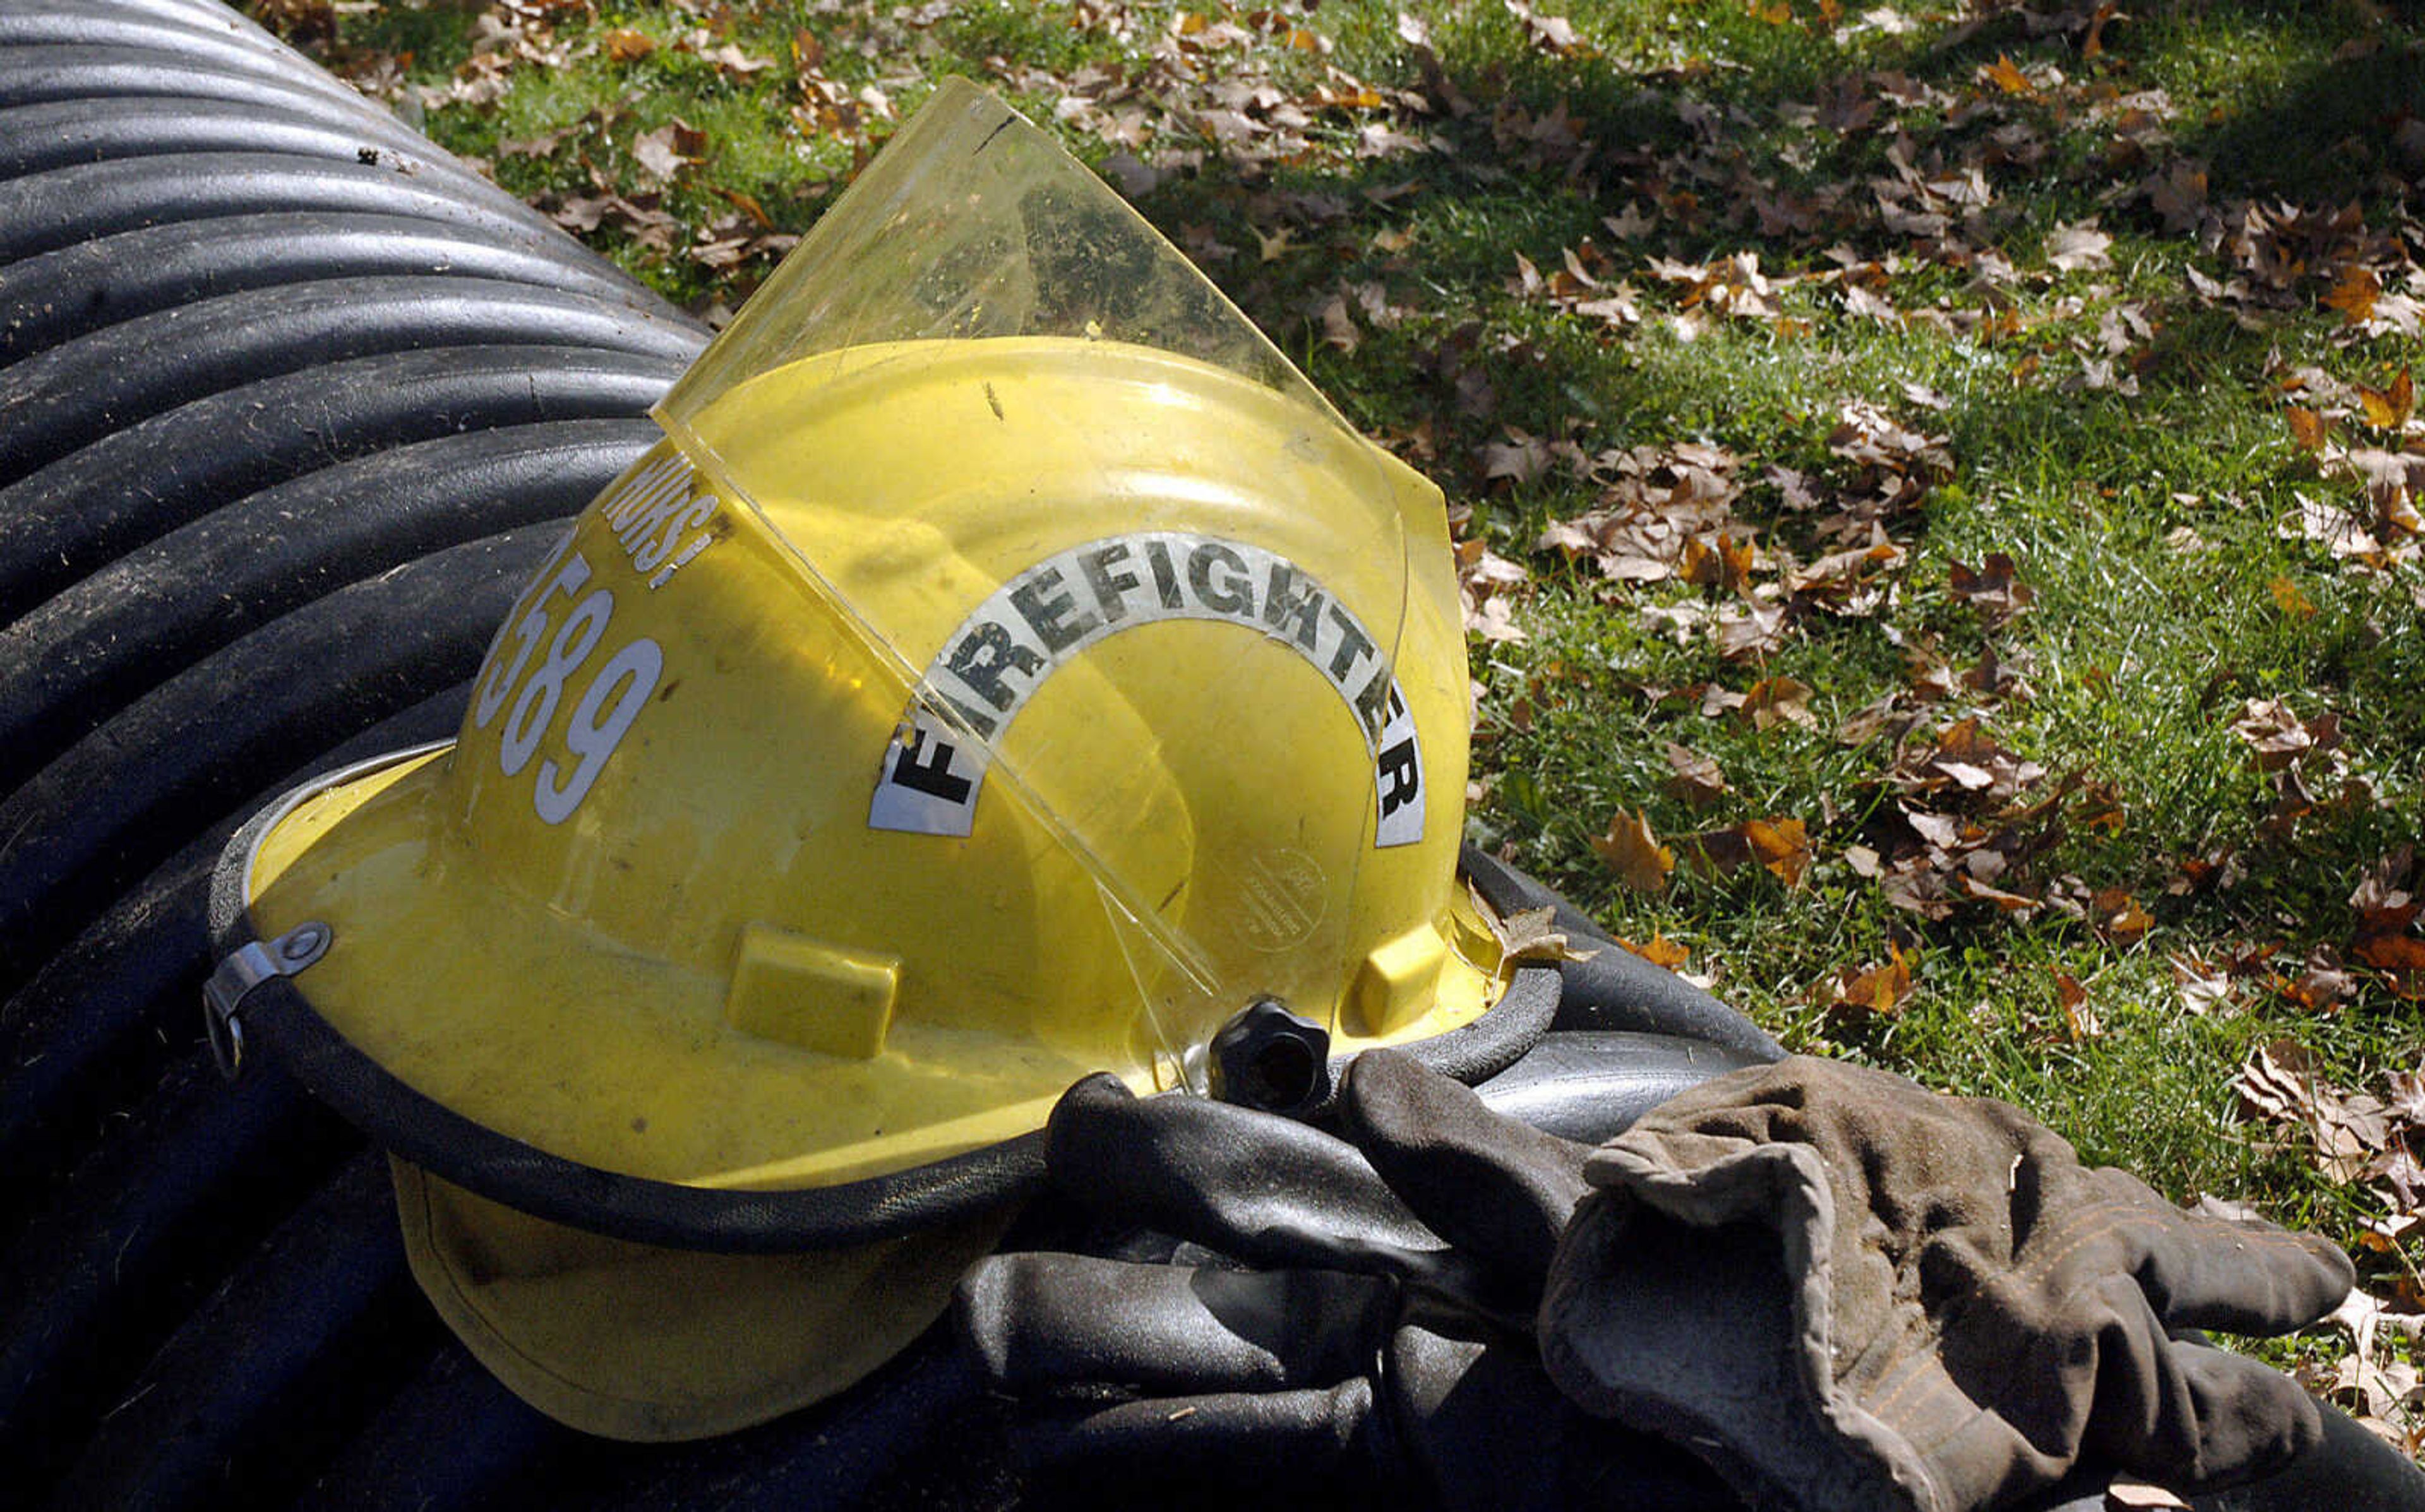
0;8;704;1501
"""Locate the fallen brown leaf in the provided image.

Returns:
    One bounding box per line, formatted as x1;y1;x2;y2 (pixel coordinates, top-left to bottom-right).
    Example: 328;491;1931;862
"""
2045;221;2114;273
602;26;656;61
2230;698;2343;773
1592;810;1674;893
1503;0;1588;56
1738;675;1817;731
1682;532;1756;594
1662;742;1730;809
2054;970;2102;1041
2234;1040;2390;1182
2269;576;2318;619
2170;953;2234;1015
2359;369;2416;430
1620;932;1692;970
1979;54;2032;97
1947;552;2037;626
631;119;709;182
1818;944;1913;1020
2356;935;2425;971
2089;888;2154;944
2276;947;2353;1013
1956;873;2039;912
2324;266;2384;326
1743;816;1814;887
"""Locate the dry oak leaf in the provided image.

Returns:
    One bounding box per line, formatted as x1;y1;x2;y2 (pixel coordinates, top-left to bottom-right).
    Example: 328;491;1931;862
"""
2088;888;2154;944
695;41;774;76
1787;537;1907;609
1462;541;1532;589
1463;878;1599;969
2230;698;2342;773
1736;675;1817;732
1682;532;1756;594
1502;0;1587;56
1836;692;1920;748
1591;809;1674;894
2142;159;2208;234
2053;970;2102;1042
1880;861;1958;921
2323;266;2384;326
1826;400;1954;480
2170;953;2234;1015
1714;600;1792;662
2387;1067;2425;1129
2234;1039;2391;1183
2045;222;2114;273
1956;872;2039;913
1892;716;2045;804
1484;903;1598;966
631;120;709;183
1620;932;1691;970
1817;944;1913;1020
2275;948;2354;1014
1979;54;2033;96
1456;540;1530;644
2352;845;2419;926
1947;552;2037;626
2359;369;2416;430
1679;818;1812;890
2285;406;2332;453
1482;427;1557;485
601;26;656;61
1742;816;1813;887
1662;741;1729;809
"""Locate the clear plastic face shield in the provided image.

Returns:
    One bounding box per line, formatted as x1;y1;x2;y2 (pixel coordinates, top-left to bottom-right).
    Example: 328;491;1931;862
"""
652;80;1447;1093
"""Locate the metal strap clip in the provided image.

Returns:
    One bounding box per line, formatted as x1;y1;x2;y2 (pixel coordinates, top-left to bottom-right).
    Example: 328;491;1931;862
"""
203;921;332;1080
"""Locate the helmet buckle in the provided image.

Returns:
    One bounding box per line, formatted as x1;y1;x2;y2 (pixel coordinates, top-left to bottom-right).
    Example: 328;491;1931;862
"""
201;920;331;1079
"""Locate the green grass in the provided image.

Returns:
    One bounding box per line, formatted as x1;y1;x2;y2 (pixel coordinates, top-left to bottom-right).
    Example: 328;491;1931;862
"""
254;0;2425;1428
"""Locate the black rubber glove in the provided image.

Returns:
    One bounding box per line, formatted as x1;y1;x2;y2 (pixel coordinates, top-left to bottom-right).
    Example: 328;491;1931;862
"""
1540;1056;2358;1512
954;1052;1738;1511
956;1049;2395;1512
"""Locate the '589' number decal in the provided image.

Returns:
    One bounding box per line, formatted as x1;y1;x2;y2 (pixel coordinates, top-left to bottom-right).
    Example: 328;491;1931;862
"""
471;539;663;825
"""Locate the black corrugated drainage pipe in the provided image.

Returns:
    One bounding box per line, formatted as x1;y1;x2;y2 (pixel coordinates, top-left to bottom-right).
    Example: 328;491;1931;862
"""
0;3;709;1500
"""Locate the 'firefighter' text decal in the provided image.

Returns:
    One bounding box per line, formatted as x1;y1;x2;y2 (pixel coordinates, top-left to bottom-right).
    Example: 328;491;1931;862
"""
868;532;1424;847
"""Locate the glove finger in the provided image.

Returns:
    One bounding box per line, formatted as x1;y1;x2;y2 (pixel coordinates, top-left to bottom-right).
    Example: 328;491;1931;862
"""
2090;1331;2325;1491
2162;1390;2425;1511
1045;1073;1458;1282
956;1253;1396;1395
2089;1169;2355;1335
1341;1049;1592;1297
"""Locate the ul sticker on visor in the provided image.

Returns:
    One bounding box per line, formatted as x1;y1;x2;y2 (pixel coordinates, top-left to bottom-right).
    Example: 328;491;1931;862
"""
868;532;1423;848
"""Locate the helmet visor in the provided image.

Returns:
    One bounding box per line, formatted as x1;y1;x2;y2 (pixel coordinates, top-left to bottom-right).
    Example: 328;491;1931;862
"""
652;81;1447;1088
